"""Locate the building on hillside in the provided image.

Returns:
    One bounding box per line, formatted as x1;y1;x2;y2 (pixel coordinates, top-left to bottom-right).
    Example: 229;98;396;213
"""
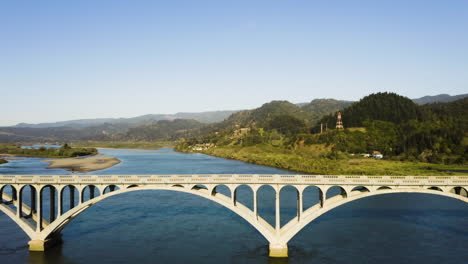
372;151;383;159
336;111;344;130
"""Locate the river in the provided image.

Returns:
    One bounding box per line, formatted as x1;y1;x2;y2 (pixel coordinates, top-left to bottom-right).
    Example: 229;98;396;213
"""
0;148;467;264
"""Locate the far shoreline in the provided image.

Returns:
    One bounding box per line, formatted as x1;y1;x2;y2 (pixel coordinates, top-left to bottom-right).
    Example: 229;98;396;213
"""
43;156;121;173
96;147;161;151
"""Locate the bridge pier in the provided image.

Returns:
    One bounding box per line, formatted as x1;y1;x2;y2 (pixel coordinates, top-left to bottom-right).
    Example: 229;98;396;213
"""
269;243;288;257
28;234;62;251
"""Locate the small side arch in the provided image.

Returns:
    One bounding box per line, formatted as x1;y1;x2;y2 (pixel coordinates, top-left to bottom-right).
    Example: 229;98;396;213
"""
377;186;392;190
81;185;101;202
428;186;443;192
450;186;468;197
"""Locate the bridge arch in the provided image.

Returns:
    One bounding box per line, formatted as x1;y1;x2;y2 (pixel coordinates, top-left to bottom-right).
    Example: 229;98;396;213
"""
233;184;254;210
81;185;101;203
326;185;347;199
60;185;79;214
450;186;468;197
279;188;468;244
302;185;324;210
37;185;277;244
377;186;392;190
211;184;231;197
0;184;17;204
351;186;370;193
191;184;208;191
428;186;443;192
103;185;120;194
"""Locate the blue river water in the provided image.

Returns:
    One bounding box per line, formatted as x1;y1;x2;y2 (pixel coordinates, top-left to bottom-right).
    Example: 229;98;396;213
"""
0;148;467;264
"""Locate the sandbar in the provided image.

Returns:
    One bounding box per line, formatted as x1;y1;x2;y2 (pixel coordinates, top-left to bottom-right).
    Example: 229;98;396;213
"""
44;156;121;173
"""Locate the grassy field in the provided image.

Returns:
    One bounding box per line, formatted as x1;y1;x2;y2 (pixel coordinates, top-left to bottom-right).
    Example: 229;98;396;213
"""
196;145;468;176
70;141;174;150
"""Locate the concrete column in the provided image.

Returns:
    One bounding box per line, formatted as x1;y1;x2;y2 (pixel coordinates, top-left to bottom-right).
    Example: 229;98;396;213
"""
319;188;324;208
275;188;280;233
17;188;22;218
78;187;83;204
253;189;258;220
30;187;36;215
36;187;42;232
297;189;303;221
89;186;95;199
50;187;56;222
58;188;63;216
69;187;75;209
269;243;288;257
341;186;347;198
233;188;237;206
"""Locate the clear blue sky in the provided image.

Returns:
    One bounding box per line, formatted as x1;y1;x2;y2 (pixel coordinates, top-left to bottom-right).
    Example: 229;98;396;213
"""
1;0;467;126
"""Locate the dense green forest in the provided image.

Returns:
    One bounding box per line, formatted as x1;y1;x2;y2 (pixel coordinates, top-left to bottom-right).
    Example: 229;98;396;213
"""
0;144;98;158
305;93;467;164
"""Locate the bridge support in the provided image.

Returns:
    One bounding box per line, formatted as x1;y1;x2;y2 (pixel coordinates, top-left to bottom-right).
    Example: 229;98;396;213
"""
269;243;288;257
28;234;62;251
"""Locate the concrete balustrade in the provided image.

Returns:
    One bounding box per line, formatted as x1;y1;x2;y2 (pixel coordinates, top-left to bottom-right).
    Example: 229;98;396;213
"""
0;174;467;257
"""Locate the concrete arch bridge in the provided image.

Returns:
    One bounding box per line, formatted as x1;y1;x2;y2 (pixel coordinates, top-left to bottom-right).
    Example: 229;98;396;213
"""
0;174;467;257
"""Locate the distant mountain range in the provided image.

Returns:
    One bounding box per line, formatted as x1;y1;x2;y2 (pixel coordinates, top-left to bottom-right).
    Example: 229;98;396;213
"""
412;93;468;105
10;93;467;129
13;110;239;129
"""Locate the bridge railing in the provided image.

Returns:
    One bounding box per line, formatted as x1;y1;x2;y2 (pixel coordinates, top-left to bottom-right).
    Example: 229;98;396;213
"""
0;175;467;186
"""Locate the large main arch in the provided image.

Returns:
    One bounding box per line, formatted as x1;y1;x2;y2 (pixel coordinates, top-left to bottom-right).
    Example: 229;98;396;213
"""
278;187;468;245
28;184;278;250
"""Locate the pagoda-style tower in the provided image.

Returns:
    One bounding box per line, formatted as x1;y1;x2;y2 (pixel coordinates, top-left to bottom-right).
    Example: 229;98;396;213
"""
336;111;344;130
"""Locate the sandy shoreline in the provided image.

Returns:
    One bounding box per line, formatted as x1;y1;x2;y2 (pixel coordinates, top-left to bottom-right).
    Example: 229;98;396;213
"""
43;156;121;173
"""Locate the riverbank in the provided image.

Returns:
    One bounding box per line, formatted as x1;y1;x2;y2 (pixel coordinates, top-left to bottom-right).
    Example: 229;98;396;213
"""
192;145;468;176
44;156;121;173
0;158;7;165
0;143;98;158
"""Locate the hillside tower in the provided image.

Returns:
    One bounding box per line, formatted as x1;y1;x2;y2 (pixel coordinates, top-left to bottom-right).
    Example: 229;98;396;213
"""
336;111;344;130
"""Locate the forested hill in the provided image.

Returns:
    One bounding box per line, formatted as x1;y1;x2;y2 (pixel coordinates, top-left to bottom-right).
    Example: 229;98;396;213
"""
300;99;352;123
422;97;468;131
109;119;204;141
313;92;468;131
230;101;312;127
306;93;467;162
199;99;352;133
313;92;426;130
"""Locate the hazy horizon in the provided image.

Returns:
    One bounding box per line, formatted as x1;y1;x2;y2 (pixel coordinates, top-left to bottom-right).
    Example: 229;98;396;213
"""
2;1;467;126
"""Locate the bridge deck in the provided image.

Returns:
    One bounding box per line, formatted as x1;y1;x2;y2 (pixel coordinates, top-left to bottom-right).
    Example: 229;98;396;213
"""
1;174;467;186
